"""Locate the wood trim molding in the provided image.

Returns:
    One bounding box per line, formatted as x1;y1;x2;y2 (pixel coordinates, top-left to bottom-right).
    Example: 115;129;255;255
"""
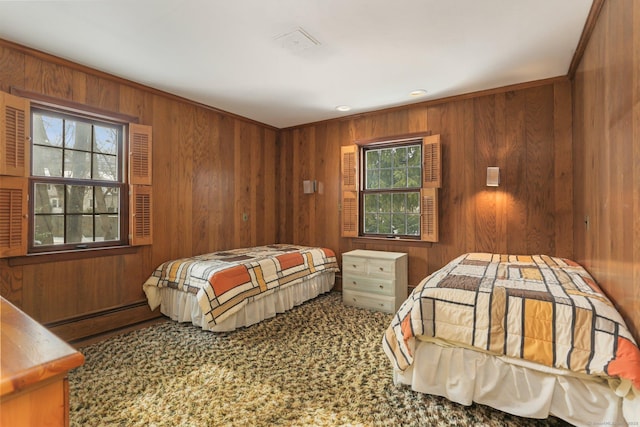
11;87;140;123
354;131;432;146
568;0;606;78
7;245;139;266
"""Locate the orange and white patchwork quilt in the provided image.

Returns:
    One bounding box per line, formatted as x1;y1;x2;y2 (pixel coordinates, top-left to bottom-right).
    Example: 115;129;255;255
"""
143;244;339;326
383;253;640;392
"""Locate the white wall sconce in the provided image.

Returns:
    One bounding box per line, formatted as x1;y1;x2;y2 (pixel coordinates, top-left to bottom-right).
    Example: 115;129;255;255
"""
486;167;500;187
303;180;317;194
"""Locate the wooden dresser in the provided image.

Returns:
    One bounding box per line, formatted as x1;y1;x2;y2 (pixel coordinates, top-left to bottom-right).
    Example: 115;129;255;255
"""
1;297;85;426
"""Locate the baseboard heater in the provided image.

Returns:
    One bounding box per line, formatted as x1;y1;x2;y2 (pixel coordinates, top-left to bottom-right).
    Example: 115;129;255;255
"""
45;300;162;343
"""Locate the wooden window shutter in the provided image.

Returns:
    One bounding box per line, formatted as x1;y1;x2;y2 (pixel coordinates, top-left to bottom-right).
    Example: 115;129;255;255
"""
341;145;358;237
422;134;441;188
341;191;358;237
129;123;152;246
129;123;152;185
420;187;439;242
420;134;440;242
0;176;28;257
130;185;152;246
341;145;357;192
1;92;30;177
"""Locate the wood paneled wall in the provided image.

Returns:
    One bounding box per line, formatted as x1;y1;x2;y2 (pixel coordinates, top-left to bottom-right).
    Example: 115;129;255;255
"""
573;0;640;342
0;40;278;341
279;80;574;288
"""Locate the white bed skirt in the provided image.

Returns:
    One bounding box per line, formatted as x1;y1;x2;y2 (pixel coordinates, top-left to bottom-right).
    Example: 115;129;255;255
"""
394;340;638;427
153;271;335;332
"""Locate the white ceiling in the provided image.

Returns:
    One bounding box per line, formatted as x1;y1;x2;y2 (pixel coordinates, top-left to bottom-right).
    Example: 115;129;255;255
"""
0;0;593;129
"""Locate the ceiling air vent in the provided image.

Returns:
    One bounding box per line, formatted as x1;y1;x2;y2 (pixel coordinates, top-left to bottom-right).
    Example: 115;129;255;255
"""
274;27;320;53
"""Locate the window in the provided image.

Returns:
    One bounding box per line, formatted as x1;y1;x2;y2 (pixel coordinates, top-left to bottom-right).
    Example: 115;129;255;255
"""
341;134;441;242
30;108;125;251
362;142;422;237
0;91;153;258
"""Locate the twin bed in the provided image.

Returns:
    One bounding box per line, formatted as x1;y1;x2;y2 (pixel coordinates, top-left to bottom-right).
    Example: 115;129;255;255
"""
383;252;640;427
143;246;639;426
143;244;339;332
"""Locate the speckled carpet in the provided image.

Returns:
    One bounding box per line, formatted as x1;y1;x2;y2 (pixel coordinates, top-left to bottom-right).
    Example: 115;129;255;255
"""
69;292;571;426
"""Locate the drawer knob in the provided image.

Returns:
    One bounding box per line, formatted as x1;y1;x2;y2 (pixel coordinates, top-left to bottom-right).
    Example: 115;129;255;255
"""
352;264;357;268
352;281;357;285
379;285;384;289
379;267;384;271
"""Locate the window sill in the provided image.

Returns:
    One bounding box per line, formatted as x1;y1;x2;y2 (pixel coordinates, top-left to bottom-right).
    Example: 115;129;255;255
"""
351;236;434;247
7;245;140;266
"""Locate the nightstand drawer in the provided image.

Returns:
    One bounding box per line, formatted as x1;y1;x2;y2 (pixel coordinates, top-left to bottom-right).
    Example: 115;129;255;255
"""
366;258;396;277
342;274;394;296
342;258;367;274
343;290;395;313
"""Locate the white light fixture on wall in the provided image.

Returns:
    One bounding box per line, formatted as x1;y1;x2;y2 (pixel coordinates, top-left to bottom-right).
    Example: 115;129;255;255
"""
486;167;500;187
303;180;317;194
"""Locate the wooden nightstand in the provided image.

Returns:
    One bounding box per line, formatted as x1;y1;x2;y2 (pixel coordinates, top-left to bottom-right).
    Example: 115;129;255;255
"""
342;249;408;313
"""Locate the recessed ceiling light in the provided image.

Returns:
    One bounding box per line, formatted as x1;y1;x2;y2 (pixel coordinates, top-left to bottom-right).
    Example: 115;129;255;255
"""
410;89;428;97
335;105;352;112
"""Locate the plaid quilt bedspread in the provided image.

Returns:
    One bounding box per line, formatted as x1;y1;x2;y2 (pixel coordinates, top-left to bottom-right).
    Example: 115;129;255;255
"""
143;244;339;326
383;253;640;391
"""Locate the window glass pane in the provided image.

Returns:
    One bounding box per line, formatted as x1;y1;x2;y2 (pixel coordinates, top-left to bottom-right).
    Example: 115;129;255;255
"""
407;144;421;166
380;149;392;168
66;215;92;243
364;213;378;234
94;125;118;155
366;150;379;170
407;192;420;213
392;193;406;212
392;169;407;188
34;183;65;214
95;187;120;214
379;169;392;189
393;147;407;167
95;214;119;241
67;185;93;214
407;167;421;187
32;145;62;177
64;150;92;179
407;214;420;236
379;193;391;213
392;214;406;235
93;153;118;181
32;113;63;147
366;169;379;190
65;120;92;151
364;194;378;213
378;214;392;234
34;215;63;246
